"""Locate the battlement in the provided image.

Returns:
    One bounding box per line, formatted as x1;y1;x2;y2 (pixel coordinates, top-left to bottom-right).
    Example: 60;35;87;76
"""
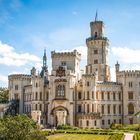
8;74;31;80
117;70;140;78
51;50;81;59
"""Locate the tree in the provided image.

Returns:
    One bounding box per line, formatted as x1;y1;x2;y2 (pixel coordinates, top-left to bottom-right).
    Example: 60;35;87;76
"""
0;87;9;103
0;114;47;140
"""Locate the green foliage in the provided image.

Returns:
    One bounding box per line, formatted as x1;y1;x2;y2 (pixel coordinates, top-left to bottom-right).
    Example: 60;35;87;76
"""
57;124;79;130
108;133;124;140
0;114;47;140
110;123;140;131
0;87;9;103
134;133;140;140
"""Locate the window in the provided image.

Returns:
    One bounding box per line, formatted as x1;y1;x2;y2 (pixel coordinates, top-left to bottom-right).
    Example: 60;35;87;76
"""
113;92;116;100
39;104;42;111
119;119;122;124
78;92;82;100
87;91;90;99
114;119;116;123
94;50;98;54
36;82;38;87
108;105;110;114
35;104;37;110
94;59;98;64
108;120;110;125
128;91;133;100
78;105;82;113
87;104;89;113
101;92;104;100
107;92;110;100
102;120;105;125
40;92;42;100
86;120;89;126
94;32;97;38
35;92;38;100
15;85;18;90
128;82;133;88
101;105;104;114
119;105;121;114
128;103;134;114
118;92;121;100
113;105;116;114
92;104;94;112
96;91;98;100
61;61;66;66
87;81;90;86
94;120;96;126
56;85;65;98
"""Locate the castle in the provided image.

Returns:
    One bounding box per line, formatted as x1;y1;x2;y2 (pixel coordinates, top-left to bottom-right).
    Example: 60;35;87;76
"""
8;19;140;128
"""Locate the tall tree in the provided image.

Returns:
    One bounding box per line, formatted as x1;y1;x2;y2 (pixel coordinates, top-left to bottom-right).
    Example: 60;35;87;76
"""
0;87;9;103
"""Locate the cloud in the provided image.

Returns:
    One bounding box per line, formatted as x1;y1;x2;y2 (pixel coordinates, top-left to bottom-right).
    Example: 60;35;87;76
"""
0;74;7;82
0;41;41;66
112;47;140;63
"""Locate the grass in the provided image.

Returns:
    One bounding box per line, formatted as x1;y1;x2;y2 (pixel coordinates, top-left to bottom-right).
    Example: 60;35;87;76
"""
48;134;110;140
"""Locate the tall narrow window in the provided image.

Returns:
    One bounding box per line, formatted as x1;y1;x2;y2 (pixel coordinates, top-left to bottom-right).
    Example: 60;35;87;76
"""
113;105;116;114
101;92;104;100
87;104;89;113
118;92;121;100
87;91;90;99
101;105;104;114
107;92;110;100
119;105;121;114
108;105;110;114
113;92;116;100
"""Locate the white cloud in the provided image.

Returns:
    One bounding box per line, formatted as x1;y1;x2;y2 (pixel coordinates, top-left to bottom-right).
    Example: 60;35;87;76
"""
112;47;140;63
0;74;8;83
0;41;41;66
110;67;116;82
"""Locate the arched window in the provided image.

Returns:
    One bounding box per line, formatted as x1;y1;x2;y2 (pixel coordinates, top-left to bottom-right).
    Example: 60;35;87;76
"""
56;85;65;98
128;103;134;114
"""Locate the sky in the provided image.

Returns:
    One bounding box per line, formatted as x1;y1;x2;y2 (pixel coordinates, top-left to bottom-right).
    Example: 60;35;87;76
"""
1;0;140;87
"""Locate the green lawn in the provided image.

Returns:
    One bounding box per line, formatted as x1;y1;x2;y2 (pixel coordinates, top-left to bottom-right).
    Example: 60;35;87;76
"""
48;134;110;140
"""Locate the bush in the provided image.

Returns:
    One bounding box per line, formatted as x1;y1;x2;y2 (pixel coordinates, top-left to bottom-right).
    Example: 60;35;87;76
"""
109;133;124;140
134;133;140;140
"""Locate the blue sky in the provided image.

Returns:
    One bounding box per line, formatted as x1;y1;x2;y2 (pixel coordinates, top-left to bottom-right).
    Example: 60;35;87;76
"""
1;0;140;87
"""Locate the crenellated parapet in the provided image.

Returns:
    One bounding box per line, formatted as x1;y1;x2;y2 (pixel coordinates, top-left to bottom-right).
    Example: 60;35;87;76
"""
8;74;31;80
117;70;140;78
51;50;81;60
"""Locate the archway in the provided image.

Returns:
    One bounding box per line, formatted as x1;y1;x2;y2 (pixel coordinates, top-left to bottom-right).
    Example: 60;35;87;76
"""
51;106;69;127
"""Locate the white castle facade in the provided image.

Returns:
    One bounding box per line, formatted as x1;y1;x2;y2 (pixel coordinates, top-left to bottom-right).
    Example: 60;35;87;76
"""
8;19;140;128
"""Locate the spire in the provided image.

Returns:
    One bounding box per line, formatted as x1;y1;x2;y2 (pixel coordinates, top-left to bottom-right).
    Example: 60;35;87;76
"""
43;48;47;67
94;10;98;22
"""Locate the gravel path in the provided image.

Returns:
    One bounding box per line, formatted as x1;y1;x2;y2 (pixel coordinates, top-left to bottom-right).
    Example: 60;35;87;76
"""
124;133;134;140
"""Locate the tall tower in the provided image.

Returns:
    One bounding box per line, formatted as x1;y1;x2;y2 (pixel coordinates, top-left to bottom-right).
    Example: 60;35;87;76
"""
86;17;110;81
40;49;49;85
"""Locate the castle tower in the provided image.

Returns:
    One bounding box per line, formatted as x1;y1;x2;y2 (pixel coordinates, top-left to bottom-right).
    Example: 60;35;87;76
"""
86;16;110;81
